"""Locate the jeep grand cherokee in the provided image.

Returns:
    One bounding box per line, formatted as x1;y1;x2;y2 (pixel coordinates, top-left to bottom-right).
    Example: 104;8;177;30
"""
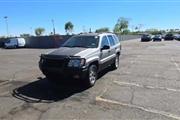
39;33;121;87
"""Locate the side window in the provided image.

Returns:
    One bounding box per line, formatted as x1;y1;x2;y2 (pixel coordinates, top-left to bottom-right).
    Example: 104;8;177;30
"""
107;35;116;46
101;36;109;48
113;35;120;44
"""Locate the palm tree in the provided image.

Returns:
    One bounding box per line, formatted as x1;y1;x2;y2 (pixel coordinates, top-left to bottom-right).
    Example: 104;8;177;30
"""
35;27;45;36
65;21;74;35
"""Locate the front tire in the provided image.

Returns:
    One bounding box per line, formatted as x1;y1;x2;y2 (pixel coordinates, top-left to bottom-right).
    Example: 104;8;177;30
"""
14;45;17;49
85;65;97;87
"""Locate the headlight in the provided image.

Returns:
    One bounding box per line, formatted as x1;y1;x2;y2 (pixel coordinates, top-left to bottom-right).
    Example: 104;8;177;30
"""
68;58;86;67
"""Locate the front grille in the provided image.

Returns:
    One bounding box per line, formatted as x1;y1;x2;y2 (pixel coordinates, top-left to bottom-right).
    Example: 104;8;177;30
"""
43;59;68;68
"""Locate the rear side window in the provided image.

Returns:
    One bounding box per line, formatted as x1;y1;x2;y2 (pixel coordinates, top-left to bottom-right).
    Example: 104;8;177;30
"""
101;36;109;47
107;35;116;46
113;35;120;44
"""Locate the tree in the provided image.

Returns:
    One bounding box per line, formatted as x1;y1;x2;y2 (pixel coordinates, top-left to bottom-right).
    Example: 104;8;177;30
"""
65;21;74;35
95;27;110;33
113;17;129;34
122;29;130;35
35;27;45;36
145;29;161;35
20;33;31;38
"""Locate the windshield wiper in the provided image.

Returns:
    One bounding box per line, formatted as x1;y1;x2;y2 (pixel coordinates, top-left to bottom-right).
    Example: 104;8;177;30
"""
62;45;72;47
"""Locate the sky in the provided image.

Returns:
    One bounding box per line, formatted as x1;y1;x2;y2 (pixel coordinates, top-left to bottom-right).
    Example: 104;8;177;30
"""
0;0;180;36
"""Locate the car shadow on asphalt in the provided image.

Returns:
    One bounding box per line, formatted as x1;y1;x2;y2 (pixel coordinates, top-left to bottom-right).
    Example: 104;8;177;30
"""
12;78;89;103
12;67;113;103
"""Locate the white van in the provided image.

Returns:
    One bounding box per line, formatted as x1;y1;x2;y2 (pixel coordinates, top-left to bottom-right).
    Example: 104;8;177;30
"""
4;38;26;48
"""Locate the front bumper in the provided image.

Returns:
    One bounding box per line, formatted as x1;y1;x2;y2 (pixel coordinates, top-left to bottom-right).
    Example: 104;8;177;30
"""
153;38;161;41
141;38;151;41
164;37;174;40
39;62;88;79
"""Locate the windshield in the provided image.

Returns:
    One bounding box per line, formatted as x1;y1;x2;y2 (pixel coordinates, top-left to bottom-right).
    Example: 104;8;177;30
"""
143;34;150;37
62;36;99;48
5;39;10;43
155;35;161;37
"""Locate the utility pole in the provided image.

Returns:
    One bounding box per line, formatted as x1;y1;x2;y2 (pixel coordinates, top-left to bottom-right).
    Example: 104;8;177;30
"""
89;28;92;33
138;24;144;32
51;19;56;35
131;25;135;32
4;16;9;37
30;27;33;36
82;26;86;33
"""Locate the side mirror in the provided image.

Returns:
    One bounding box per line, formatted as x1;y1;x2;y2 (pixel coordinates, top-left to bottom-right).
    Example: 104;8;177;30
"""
101;45;110;51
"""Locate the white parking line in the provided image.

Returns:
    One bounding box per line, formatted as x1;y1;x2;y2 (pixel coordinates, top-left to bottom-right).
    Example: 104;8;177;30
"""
0;80;10;86
96;96;180;120
171;57;180;73
113;81;180;92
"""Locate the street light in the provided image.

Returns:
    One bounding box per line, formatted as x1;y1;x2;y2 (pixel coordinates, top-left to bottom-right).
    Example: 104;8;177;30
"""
4;16;9;37
51;19;56;35
30;27;33;36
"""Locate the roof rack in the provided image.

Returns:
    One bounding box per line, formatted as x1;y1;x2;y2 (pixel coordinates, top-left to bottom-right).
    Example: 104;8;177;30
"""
78;32;115;36
78;32;98;35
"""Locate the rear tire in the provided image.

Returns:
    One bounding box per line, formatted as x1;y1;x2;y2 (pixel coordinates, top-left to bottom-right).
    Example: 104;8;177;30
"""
111;55;119;69
85;65;97;87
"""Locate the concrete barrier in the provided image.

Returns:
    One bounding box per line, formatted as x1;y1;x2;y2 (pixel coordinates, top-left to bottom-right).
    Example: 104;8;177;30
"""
0;35;140;48
24;35;72;48
118;35;141;41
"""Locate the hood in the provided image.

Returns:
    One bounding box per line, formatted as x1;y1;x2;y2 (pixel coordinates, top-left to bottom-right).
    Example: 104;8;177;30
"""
74;48;98;58
49;47;88;56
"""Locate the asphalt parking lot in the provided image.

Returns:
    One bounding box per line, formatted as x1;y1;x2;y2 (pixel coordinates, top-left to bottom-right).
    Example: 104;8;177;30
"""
0;39;180;120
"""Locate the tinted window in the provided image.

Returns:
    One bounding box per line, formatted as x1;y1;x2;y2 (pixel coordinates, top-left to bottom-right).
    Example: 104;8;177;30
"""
5;39;10;43
101;36;109;47
113;35;120;44
107;35;116;46
166;34;173;37
62;36;99;48
142;34;151;37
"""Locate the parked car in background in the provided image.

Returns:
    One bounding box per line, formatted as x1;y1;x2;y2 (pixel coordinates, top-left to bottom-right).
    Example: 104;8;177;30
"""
153;35;162;41
4;38;26;48
174;34;180;40
164;33;174;40
162;34;165;39
141;34;152;42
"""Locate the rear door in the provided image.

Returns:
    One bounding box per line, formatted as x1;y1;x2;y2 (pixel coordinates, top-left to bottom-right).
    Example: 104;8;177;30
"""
107;35;116;62
113;34;121;52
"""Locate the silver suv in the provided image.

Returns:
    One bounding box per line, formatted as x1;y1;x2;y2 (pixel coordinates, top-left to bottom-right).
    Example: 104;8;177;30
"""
39;33;121;87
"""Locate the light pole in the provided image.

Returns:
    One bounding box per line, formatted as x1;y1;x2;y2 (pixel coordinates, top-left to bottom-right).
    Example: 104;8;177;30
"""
51;19;56;35
138;24;144;32
4;16;9;37
131;25;135;32
30;27;33;36
82;26;86;33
